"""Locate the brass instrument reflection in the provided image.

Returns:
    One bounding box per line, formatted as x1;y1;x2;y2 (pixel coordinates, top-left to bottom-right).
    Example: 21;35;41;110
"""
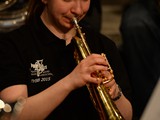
0;0;28;32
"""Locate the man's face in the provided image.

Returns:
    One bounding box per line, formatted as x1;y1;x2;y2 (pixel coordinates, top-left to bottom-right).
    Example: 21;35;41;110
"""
42;0;90;33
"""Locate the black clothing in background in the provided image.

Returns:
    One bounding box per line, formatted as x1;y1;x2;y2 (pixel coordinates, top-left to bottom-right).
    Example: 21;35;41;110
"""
120;0;160;119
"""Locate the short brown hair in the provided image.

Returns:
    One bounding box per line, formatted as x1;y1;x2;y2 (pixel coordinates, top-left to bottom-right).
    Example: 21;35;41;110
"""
26;0;44;22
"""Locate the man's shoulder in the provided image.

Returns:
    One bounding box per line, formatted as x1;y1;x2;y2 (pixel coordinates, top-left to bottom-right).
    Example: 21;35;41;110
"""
0;24;34;50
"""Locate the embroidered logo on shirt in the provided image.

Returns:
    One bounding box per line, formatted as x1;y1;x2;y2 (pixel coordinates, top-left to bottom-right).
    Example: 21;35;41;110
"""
31;59;47;77
30;59;54;83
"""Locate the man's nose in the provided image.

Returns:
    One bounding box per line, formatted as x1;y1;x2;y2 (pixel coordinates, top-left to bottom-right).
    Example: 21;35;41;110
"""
71;2;83;16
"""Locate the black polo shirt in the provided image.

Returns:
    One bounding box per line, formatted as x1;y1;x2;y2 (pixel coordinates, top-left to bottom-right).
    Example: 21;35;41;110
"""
0;14;131;120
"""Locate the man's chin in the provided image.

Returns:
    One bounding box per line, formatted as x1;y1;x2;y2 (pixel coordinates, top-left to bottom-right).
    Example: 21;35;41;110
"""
64;22;74;29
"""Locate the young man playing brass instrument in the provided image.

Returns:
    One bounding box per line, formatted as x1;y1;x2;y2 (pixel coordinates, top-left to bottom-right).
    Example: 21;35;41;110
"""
0;0;132;119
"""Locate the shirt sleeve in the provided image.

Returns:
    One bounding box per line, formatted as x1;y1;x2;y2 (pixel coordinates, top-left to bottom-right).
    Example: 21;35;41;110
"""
0;33;28;91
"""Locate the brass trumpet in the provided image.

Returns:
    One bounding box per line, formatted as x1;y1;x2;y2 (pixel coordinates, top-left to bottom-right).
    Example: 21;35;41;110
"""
72;17;124;120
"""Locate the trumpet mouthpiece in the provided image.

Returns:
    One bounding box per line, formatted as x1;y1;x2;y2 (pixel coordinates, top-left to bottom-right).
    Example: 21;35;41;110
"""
72;17;78;25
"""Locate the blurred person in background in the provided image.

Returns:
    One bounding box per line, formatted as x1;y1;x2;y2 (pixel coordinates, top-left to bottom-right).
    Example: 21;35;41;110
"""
120;0;160;119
